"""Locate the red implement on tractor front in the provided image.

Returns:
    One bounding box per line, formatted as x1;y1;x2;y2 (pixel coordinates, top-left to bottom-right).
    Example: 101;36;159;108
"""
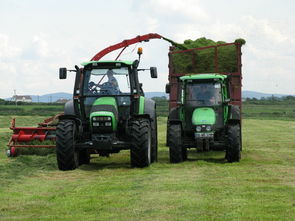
6;33;175;157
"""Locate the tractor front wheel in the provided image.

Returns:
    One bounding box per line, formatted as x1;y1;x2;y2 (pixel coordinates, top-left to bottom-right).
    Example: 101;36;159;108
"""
56;120;79;170
130;118;152;168
168;124;183;163
226;124;241;162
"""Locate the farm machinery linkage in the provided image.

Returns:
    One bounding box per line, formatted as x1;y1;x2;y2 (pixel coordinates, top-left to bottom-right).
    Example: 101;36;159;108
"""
6;33;176;157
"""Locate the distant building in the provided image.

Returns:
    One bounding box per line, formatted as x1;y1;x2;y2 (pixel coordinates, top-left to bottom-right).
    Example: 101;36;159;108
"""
12;95;32;103
55;98;70;104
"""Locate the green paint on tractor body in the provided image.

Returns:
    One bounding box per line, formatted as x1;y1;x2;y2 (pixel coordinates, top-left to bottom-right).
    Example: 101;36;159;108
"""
192;108;216;125
92;97;118;107
90;97;118;131
180;73;227;81
138;96;145;114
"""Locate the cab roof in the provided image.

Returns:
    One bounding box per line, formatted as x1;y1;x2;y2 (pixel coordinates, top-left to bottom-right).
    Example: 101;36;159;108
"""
81;60;134;66
180;73;227;81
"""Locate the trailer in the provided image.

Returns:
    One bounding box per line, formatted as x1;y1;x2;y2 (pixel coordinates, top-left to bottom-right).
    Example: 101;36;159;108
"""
166;41;244;162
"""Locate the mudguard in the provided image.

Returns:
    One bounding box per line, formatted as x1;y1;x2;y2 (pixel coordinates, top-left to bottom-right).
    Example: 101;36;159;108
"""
144;98;156;120
64;100;75;115
168;107;181;123
228;105;241;122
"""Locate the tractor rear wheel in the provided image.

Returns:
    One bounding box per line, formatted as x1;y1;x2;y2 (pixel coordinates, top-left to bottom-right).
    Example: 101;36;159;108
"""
151;114;158;163
130;118;152;168
56;120;79;170
168;124;183;163
226;124;241;162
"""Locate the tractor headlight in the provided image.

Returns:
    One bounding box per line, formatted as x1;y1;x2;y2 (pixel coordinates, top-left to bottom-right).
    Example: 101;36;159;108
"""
92;116;112;127
206;125;212;131
93;122;100;126
196;126;202;132
105;122;112;127
92;116;112;122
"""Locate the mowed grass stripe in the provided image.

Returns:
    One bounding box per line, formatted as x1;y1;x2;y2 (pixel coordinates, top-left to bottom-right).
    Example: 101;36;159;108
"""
0;117;294;220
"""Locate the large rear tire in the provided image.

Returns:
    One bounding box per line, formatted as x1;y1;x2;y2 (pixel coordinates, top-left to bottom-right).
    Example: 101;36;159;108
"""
130;118;152;168
151;114;158;163
56;120;79;170
168;124;183;163
226;124;241;162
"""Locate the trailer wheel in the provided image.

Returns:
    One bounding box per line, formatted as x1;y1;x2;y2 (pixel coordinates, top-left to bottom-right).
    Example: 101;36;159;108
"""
151;113;158;163
168;124;183;163
130;118;151;168
56;120;79;170
226;124;241;162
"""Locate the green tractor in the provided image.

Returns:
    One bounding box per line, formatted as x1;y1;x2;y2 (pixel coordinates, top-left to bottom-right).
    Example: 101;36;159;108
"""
167;73;241;163
57;57;158;170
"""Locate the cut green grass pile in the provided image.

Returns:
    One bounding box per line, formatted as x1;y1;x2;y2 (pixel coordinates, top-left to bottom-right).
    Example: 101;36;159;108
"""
0;116;294;220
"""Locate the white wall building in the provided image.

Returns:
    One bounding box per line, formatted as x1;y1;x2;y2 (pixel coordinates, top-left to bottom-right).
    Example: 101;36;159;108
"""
12;95;32;103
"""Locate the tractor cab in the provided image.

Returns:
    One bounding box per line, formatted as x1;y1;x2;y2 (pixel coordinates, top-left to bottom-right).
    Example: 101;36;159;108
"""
80;61;136;125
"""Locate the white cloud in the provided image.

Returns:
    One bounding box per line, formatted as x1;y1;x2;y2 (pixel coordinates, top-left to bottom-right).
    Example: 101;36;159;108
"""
242;16;288;44
146;17;159;32
150;0;208;21
21;34;53;60
0;1;295;98
0;33;21;59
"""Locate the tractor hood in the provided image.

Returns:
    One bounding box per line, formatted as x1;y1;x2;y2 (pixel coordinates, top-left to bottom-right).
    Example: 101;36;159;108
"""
192;107;216;125
90;97;118;132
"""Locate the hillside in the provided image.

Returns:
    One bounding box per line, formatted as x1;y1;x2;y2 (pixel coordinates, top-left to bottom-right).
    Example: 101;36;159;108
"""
4;91;294;102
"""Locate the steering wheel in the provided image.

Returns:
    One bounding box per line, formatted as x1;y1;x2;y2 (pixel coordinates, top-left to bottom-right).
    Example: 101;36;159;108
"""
88;81;99;94
88;81;120;95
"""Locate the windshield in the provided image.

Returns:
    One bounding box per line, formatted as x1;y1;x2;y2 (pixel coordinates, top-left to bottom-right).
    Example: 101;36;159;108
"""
84;67;130;95
185;82;222;106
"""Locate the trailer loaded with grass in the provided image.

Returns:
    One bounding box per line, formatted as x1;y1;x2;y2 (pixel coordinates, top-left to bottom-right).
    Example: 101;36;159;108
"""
166;38;245;162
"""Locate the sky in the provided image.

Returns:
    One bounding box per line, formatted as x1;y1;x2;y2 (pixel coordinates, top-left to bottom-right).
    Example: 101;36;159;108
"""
0;0;294;98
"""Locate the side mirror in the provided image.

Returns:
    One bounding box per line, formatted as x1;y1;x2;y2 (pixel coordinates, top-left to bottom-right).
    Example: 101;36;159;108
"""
150;67;158;78
59;68;67;79
165;83;170;93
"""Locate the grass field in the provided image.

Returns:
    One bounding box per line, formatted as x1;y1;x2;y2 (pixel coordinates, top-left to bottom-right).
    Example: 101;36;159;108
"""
0;104;63;116
242;104;295;120
0;116;295;220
